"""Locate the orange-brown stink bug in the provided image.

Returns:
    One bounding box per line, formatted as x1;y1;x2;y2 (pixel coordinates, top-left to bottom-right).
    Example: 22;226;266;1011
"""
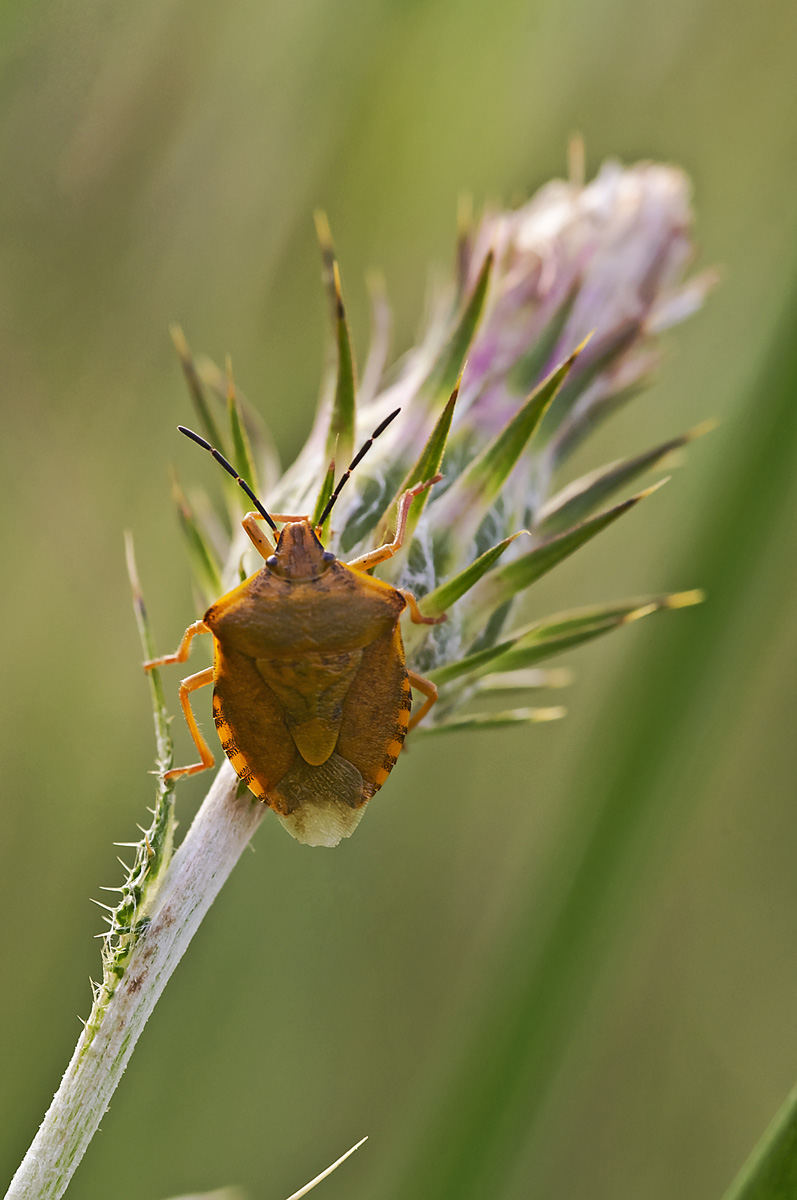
144;410;446;845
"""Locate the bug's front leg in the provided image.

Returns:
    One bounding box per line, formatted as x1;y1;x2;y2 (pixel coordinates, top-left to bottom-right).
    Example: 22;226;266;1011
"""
143;620;209;670
346;475;442;571
241;512;276;561
407;670;438;732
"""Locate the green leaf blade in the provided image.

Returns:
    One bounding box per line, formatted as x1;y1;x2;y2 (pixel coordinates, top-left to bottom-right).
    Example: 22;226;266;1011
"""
171;326;227;454
420;529;528;618
415;706;566;736
226;368;259;496
434;337;589;540
473;481;667;613
314;212;357;470
171;475;224;606
311;456;337;533
426;250;493;404
537;421;713;536
431;591;703;686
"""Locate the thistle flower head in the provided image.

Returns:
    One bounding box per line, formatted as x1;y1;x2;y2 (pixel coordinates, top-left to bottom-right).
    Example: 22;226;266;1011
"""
169;157;713;846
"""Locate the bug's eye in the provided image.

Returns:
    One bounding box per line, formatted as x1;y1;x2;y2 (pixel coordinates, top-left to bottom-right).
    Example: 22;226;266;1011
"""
322;550;336;564
266;555;278;569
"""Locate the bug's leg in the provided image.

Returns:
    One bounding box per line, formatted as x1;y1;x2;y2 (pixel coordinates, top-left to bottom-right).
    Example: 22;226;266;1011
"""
242;512;277;560
407;670;438;732
399;589;447;626
346;475;442;571
164;667;215;782
269;512;310;523
143;620;209;670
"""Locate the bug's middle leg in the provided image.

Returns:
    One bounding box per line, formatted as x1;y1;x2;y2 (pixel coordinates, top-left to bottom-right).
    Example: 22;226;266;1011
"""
407;670;438;732
164;666;215;782
399;589;447;626
346;475;442;571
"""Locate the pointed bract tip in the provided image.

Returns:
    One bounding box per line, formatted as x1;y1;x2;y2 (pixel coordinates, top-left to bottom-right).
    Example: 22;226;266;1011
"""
636;476;671;500
687;417;719;440
453;361;467;393
623;603;659;624
282;1134;369;1200
667;588;706;608
313;208;333;247
123;530;143;604
169;324;190;360
571;330;595;358
533;706;568;722
332;261;345;317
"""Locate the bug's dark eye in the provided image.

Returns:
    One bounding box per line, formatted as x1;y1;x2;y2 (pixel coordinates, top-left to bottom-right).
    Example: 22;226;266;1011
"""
322;551;336;563
266;555;278;569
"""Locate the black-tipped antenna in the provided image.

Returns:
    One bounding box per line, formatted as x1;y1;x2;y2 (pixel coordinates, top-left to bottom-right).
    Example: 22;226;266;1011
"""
177;425;278;532
318;408;400;527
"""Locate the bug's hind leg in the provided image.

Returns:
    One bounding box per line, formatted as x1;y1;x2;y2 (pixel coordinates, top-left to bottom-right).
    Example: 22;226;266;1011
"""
407;670;438;732
164;667;215;782
143;620;209;670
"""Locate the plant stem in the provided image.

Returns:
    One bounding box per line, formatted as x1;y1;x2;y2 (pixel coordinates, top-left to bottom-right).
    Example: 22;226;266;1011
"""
5;763;265;1200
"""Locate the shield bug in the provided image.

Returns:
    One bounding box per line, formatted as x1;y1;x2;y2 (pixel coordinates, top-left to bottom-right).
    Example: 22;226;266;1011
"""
144;410;446;845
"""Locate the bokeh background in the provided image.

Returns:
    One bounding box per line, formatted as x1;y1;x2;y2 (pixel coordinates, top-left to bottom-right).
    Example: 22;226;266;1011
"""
1;1;796;1198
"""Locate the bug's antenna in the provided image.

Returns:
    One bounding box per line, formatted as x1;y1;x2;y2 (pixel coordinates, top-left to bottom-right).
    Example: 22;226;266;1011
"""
318;408;400;526
177;425;278;532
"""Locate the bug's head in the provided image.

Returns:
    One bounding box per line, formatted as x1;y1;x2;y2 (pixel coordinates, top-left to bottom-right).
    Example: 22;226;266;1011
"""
268;520;336;582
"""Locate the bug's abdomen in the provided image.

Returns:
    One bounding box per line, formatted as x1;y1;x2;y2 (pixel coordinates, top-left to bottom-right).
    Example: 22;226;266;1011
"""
336;624;411;799
254;649;363;766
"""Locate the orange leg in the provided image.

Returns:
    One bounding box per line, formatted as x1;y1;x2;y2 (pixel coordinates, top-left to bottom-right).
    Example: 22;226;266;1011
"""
164;667;216;782
346;475;442;571
407;669;438;732
400;588;447;626
242;512;276;560
143;620;209;670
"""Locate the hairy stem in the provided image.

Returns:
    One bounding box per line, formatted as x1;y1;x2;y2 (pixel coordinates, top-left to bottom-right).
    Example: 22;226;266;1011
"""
5;763;265;1200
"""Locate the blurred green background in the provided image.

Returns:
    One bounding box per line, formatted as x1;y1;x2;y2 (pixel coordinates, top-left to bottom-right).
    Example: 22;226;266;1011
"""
1;1;796;1198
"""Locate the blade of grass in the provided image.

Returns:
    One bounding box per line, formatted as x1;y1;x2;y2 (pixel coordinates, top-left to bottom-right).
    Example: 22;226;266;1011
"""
720;1081;797;1200
382;268;797;1200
